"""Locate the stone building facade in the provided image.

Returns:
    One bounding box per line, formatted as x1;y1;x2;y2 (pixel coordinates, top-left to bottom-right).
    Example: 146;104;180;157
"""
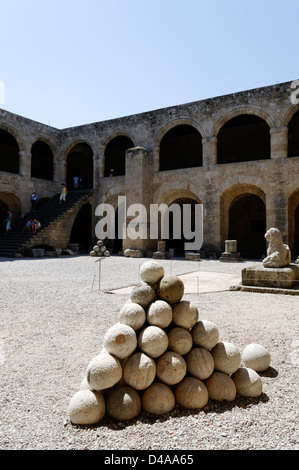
0;80;299;258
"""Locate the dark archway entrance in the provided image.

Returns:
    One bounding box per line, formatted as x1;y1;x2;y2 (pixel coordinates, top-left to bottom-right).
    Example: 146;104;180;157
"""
160;125;203;171
0;199;8;232
31;141;53;180
228;194;266;258
70;203;92;253
67;143;93;190
294;204;299;258
165;198;198;256
0;129;19;174
104;136;134;177
217;114;270;164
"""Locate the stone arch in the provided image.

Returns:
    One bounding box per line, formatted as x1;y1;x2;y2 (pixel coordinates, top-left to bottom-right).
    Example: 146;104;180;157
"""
220;184;266;258
64;140;94;189
216;110;271;164
103;134;135;177
154;189;203;256
288;189;299;258
285;108;299;158
31;140;54;180
69;202;92;252
0;192;22;230
0;127;21;174
154;119;205;172
212;107;275;137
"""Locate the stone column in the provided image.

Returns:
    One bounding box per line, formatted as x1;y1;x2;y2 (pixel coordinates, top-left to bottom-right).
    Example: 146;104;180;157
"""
53;158;66;183
266;192;288;243
19;151;31;178
123;146;155;252
270;126;288;159
202;136;217;166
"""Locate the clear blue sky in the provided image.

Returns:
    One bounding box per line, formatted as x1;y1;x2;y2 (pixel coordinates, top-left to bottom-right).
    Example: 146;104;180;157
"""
0;0;298;129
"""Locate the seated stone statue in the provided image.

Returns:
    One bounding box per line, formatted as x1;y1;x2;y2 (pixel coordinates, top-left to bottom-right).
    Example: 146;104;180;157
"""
262;227;291;268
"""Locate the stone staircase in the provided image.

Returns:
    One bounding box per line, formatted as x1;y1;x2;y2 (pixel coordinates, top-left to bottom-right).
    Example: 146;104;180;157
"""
0;189;93;257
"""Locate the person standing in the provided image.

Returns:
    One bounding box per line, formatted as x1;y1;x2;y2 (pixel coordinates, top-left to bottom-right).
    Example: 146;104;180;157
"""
31;191;39;211
6;210;12;232
59;183;67;204
73;176;79;189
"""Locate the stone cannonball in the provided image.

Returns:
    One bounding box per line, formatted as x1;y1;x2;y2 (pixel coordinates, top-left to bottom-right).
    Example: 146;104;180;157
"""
241;343;271;372
232;367;263;397
142;382;175;415
138;326;168;358
123;352;156;390
118;301;146;331
106;385;141;421
130;282;156;308
147;300;173;328
140;261;165;284
186;347;214;380
168;327;193;356
156;351;187;385
156;275;184;305
211;341;241;375
86;352;122;391
172;301;199;330
191;319;219;350
206;372;237;402
103;323;137;359
175;377;209;410
67;389;105;425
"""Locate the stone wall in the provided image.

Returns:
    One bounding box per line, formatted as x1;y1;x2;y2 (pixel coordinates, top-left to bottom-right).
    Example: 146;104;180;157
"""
1;80;299;257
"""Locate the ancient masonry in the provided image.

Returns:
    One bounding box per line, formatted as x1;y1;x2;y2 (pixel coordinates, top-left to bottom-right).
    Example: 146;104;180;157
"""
67;261;271;425
0;80;299;258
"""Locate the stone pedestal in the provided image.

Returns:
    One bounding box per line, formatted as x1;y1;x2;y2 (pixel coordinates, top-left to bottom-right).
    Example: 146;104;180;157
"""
220;240;242;262
185;252;201;261
242;264;299;289
153;240;170;259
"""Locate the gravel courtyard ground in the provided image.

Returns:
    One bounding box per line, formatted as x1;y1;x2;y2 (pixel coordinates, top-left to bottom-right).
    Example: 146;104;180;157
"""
0;255;298;451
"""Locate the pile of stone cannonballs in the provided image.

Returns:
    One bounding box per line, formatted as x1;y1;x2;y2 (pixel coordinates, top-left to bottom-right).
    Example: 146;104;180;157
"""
67;261;271;425
89;240;111;258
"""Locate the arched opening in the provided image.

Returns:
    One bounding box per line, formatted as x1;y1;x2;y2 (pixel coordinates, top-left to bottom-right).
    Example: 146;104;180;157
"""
159;125;203;171
228;194;266;258
0;192;22;231
70;203;92;253
31;141;53;180
217;114;270;164
288;190;299;258
104;136;134;177
288;110;299;157
67;143;93;189
0;129;20;174
164;198;199;257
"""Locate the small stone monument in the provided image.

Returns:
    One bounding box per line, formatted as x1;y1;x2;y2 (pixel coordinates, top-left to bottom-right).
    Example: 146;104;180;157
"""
220;240;242;262
242;228;299;290
153;240;170;259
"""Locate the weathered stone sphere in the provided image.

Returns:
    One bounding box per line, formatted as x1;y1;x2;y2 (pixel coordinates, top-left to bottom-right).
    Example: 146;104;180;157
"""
191;319;219;350
118;301;146;331
156;275;184;305
138;326;168;358
67;389;105;425
211;341;241;375
103;323;137;359
86;352;122;390
130;282;156;308
186;347;214;380
206;372;237;401
89;250;97;257
123;352;156;390
142;382;175;415
97;240;104;247
232;367;263;397
106;385;141;421
147;300;172;328
175;377;209;410
173;301;199;329
241;343;271;372
156;351;186;385
140;261;165;284
168;327;193;356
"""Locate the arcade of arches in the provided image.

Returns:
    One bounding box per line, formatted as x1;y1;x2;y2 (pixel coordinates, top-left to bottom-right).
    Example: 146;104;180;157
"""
0;88;299;257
